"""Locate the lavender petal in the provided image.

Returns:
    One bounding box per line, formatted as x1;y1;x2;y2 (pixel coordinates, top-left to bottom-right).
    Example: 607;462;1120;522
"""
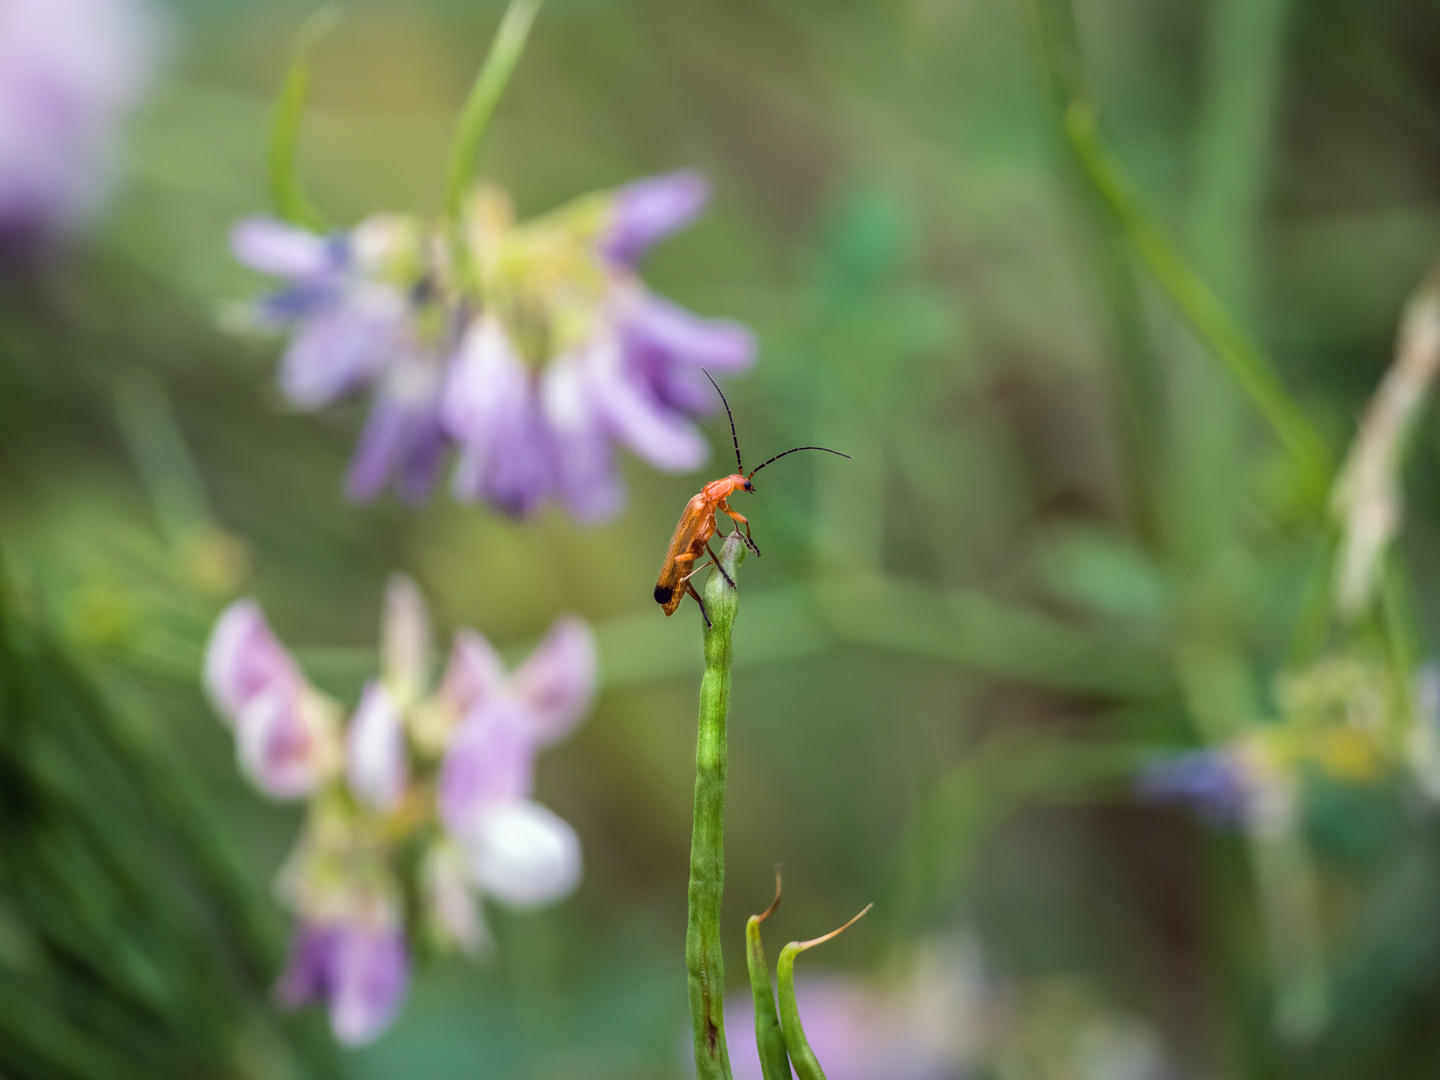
328;923;411;1046
344;358;445;503
276;921;336;1009
586;333;708;471
280;283;406;410
1136;749;1251;828
439;629;507;716
0;0;162;241
437;699;538;835
541;354;625;523
203;599;303;724
443;317;553;516
620;288;756;373
600;169;710;266
511;616;597;747
231;216;335;280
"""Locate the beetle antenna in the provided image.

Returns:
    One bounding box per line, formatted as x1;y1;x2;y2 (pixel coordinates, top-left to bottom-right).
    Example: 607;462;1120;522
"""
701;368;743;474
747;446;850;479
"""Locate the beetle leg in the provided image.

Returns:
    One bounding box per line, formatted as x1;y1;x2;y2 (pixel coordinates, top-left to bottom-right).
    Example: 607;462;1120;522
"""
685;579;712;627
704;540;736;588
679;560;712;587
721;506;760;556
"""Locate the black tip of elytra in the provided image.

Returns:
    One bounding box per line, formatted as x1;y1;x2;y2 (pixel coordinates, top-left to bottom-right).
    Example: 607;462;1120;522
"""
654;584;674;605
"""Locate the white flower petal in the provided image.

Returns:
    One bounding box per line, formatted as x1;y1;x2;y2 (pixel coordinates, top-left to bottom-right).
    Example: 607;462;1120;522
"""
466;801;581;909
345;682;407;811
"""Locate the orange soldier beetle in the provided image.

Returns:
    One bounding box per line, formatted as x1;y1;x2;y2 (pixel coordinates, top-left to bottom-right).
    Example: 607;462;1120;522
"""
654;370;849;626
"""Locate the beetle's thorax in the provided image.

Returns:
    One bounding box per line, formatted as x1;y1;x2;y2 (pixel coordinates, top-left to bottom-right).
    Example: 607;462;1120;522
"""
701;475;746;502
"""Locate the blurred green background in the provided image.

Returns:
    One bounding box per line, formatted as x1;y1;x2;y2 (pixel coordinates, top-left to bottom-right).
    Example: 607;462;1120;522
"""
8;0;1440;1076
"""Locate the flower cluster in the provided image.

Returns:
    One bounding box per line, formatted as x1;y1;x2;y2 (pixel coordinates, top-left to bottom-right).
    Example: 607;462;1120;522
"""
0;0;162;251
232;171;754;518
1136;657;1409;831
204;575;596;1044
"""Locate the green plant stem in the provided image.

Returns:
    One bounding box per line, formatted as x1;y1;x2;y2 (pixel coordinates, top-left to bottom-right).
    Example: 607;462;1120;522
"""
442;0;543;220
686;534;745;1080
1029;0;1164;543
1027;0;1327;501
1062;103;1330;499
268;4;338;231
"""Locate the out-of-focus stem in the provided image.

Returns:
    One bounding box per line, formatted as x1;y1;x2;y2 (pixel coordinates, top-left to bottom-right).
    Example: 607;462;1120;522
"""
1063;103;1330;501
1331;272;1440;618
1173;0;1290;561
268;4;338;231
1027;0;1163;542
686;533;745;1080
112;373;214;548
441;0;543;220
1026;0;1327;502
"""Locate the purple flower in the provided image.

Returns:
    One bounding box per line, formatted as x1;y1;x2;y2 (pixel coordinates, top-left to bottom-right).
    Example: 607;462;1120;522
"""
440;172;756;521
0;0;162;250
230;170;755;519
1136;748;1253;828
231;214;449;503
204;600;341;798
278;918;411;1046
211;580;599;1046
436;616;596;828
435;616;595;908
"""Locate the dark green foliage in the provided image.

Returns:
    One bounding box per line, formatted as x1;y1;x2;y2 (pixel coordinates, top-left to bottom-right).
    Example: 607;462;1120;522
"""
0;580;337;1080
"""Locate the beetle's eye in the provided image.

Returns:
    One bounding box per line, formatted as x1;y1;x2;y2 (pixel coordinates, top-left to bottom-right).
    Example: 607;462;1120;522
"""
744;481;753;491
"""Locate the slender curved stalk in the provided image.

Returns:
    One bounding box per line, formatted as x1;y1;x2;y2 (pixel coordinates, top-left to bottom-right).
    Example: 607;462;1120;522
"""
441;0;543;220
268;4;338;231
1027;0;1328;500
686;534;745;1080
1062;103;1330;498
776;905;873;1080
745;873;790;1080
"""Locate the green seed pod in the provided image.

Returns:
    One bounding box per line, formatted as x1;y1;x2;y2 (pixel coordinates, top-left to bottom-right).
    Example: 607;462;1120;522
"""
777;904;873;1080
745;873;790;1080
